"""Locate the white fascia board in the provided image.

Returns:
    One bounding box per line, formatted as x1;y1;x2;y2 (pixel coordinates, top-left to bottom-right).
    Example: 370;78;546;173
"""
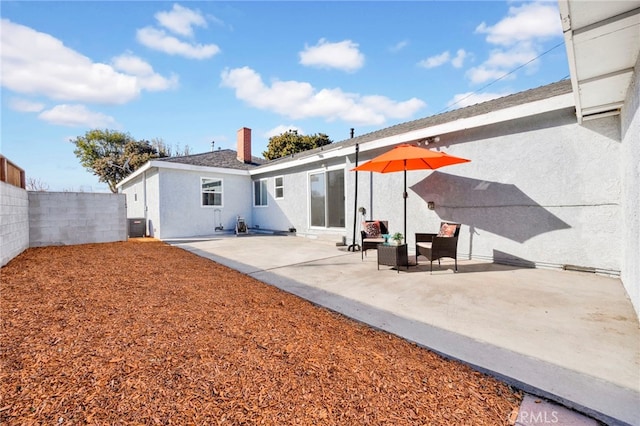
116;160;250;188
251;92;575;175
388;92;576;148
251;146;360;175
555;0;581;122
150;160;250;176
116;161;152;188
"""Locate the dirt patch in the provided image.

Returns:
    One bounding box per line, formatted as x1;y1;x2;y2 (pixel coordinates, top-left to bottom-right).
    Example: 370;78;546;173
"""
1;240;521;424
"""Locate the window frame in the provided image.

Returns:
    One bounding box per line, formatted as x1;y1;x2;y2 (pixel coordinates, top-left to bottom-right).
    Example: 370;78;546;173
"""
253;178;268;207
274;176;284;200
308;166;345;229
201;177;223;207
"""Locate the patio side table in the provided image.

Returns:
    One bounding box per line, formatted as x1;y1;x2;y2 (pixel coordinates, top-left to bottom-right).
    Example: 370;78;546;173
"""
377;243;409;273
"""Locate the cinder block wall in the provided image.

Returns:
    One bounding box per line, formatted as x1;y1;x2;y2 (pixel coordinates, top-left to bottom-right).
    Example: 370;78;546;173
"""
0;181;29;266
28;192;127;247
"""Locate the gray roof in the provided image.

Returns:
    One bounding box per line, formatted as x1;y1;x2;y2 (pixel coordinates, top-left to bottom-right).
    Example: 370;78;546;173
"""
154;79;572;172
261;79;573;167
157;149;265;170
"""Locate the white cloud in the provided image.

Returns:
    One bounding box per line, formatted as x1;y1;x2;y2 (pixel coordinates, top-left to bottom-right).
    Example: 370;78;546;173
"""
451;49;468;68
38;104;117;128
111;53;179;91
419;49;467;69
111;53;154;76
220;66;425;126
467;2;561;85
9;98;44;112
466;43;539;84
0;19;176;105
475;2;562;46
154;4;207;38
418;51;451;69
447;91;511;109
265;125;304;139
390;40;409;53
299;39;365;72
484;43;539;69
466;66;510;85
137;26;220;59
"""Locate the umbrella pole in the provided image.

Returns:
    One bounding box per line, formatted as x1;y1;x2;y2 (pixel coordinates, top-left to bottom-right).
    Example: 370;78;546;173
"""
348;144;360;252
403;165;407;242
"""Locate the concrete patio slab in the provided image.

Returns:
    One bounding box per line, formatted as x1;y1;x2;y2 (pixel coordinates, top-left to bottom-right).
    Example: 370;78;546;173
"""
166;233;640;426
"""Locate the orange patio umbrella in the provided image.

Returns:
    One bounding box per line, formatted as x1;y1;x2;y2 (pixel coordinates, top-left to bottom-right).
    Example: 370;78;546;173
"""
352;143;470;240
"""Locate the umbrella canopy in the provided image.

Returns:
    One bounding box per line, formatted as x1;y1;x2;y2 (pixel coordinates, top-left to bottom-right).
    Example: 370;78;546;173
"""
352;144;470;173
352;144;470;241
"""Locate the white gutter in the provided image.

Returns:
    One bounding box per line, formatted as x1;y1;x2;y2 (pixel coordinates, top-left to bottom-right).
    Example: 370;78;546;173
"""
117;160;251;188
558;0;582;123
251;92;575;175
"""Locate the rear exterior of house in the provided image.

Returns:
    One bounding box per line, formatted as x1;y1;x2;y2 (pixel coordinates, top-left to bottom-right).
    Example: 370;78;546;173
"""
248;80;623;275
119;128;262;239
118;80;630;278
117;72;639;317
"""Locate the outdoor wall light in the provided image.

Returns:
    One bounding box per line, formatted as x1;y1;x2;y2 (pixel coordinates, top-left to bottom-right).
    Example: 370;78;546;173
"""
427;136;440;145
427;201;435;210
417;136;440;146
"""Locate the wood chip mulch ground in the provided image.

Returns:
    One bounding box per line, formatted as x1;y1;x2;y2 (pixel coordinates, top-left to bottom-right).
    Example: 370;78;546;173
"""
1;240;522;425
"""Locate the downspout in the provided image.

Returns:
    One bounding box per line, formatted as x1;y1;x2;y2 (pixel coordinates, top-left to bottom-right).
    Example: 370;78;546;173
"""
143;170;148;237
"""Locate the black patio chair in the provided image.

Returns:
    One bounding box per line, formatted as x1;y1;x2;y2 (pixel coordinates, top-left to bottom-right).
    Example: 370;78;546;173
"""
361;220;388;260
415;222;461;272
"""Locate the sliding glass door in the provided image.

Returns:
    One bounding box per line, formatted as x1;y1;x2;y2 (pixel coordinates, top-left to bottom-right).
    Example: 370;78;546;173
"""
309;169;345;228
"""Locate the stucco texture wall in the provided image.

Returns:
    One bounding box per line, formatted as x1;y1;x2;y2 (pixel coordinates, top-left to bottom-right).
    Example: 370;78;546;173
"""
620;59;640;317
155;169;252;239
28;192;127;247
0;182;29;266
123;173;146;219
349;108;623;273
252;159;348;240
250;171;299;232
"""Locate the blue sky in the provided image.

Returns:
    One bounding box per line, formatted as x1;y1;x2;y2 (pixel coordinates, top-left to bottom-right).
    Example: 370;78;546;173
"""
1;1;569;192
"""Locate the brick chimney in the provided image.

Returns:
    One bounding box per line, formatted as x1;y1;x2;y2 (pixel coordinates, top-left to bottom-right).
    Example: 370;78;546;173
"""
237;127;252;163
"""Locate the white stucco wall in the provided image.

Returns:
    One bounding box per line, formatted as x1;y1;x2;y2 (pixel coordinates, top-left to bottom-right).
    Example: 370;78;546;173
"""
123;173;146;219
155;168;252;239
250;171;300;232
344;107;623;273
620;59;640;317
145;169;160;238
252;159;348;242
0;181;29;266
121;168;160;237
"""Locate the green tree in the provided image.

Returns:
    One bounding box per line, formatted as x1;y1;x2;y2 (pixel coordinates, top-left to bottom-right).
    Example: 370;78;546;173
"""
262;130;333;160
71;129;167;193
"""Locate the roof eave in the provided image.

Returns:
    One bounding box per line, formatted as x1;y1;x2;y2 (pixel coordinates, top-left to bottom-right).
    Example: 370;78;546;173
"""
559;0;583;123
116;160;251;189
251;91;575;176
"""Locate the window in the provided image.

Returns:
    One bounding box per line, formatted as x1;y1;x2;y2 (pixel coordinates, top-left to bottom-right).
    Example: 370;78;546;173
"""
201;178;222;206
275;176;284;199
254;179;268;206
309;169;345;228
